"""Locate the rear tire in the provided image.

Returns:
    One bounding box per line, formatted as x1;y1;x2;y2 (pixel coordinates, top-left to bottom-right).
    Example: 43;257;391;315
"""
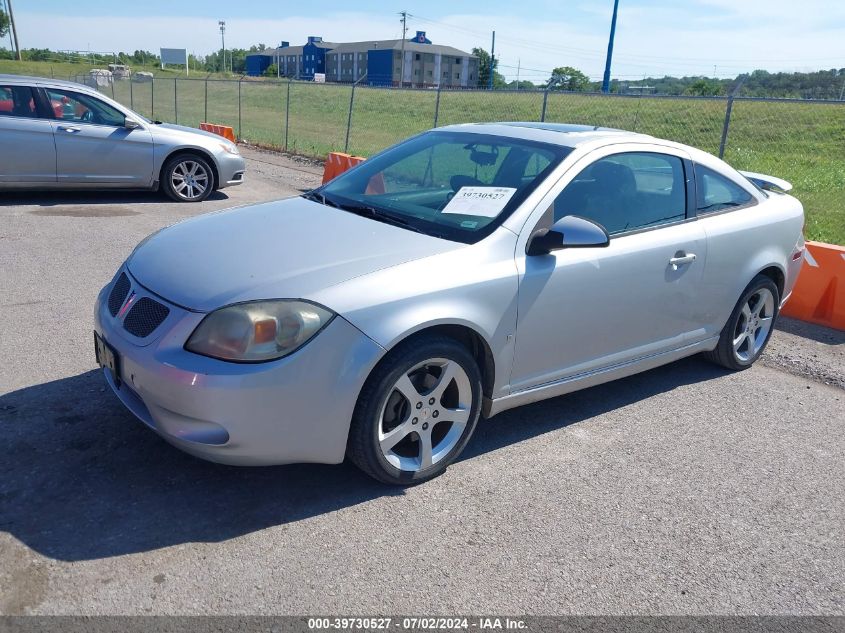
347;335;482;485
703;274;779;371
161;154;214;203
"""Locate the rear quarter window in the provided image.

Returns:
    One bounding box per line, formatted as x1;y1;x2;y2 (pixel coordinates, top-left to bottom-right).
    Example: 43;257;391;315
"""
695;164;754;214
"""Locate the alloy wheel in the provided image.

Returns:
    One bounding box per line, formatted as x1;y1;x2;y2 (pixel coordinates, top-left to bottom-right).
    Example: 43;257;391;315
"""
732;287;775;363
170;160;209;201
377;358;473;472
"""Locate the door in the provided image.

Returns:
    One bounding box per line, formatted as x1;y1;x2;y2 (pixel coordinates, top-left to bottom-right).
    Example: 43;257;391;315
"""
0;84;56;183
510;149;707;392
41;87;154;186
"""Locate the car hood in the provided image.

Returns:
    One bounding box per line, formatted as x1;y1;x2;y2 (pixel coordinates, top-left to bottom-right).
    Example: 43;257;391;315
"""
149;122;227;143
127;197;462;312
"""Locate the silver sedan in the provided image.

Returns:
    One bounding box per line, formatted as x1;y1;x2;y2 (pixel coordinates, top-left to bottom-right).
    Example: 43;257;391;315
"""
94;123;805;484
0;75;245;202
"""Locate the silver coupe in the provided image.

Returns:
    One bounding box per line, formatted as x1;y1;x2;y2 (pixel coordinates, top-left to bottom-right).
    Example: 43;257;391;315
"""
94;123;805;484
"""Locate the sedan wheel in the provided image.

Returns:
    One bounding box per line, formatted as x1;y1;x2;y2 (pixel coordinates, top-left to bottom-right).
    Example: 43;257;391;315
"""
704;274;780;370
162;155;214;202
348;336;482;485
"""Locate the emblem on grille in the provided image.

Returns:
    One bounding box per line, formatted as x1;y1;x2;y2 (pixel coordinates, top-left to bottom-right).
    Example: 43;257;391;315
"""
118;291;137;318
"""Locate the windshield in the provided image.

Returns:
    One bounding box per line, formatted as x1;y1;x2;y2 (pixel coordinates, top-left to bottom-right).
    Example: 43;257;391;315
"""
315;131;569;243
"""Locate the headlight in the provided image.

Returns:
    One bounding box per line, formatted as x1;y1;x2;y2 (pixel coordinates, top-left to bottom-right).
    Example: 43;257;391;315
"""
219;142;240;156
185;300;334;362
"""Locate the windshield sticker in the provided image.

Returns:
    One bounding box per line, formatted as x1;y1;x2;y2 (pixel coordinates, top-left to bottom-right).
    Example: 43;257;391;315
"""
460;220;479;228
442;187;517;218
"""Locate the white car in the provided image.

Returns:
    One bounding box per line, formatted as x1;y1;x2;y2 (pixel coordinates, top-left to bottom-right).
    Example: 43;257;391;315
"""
95;123;805;484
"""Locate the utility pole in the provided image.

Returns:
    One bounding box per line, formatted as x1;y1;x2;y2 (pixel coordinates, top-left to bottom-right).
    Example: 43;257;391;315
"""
601;0;620;93
399;10;407;87
516;58;520;90
219;20;226;73
6;0;21;61
489;30;495;90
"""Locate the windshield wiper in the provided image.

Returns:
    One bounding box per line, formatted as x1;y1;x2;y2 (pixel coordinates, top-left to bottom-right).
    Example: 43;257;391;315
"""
301;189;327;205
302;192;441;237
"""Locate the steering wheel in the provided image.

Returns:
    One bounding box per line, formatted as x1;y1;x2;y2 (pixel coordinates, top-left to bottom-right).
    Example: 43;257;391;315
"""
80;109;94;122
449;174;484;193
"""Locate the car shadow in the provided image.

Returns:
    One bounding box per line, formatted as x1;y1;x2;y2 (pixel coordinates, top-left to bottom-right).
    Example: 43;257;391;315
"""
0;357;729;562
0;189;229;207
776;316;844;346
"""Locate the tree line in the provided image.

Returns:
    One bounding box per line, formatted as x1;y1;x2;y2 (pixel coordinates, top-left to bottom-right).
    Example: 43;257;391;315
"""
2;40;844;99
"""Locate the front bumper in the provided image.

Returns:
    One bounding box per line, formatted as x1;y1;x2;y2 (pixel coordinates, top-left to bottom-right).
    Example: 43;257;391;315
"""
216;152;246;189
94;272;385;466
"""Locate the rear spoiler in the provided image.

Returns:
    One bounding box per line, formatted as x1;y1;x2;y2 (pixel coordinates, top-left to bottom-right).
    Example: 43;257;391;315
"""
739;170;793;193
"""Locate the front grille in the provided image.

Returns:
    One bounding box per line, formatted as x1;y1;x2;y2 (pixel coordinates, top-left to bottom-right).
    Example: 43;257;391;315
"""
107;273;130;316
123;297;170;338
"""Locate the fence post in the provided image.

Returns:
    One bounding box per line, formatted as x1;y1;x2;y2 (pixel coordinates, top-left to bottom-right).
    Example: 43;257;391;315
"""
718;95;734;159
151;77;155;120
284;79;291;152
433;84;441;128
204;78;208;123
238;78;243;141
129;77;134;110
719;79;745;159
174;78;178;124
344;83;355;153
541;89;549;122
110;79;115;99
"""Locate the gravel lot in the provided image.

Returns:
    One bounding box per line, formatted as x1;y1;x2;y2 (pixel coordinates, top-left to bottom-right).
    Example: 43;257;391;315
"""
0;147;842;615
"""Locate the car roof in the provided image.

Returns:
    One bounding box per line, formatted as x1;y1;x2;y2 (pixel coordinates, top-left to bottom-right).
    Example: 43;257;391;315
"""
435;121;651;149
0;74;90;91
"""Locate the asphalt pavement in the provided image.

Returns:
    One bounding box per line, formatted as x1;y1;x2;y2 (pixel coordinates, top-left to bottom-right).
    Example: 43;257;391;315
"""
0;147;842;615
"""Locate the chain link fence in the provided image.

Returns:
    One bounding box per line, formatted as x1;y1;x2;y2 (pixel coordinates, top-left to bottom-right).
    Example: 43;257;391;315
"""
74;75;845;244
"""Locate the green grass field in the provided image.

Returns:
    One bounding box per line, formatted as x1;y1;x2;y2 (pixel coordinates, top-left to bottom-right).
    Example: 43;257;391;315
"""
3;61;843;244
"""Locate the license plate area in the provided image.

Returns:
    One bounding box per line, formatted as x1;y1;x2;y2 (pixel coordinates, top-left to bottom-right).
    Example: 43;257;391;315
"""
94;331;121;387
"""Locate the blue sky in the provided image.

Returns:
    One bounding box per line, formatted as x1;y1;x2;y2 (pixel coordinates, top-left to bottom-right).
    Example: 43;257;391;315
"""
9;0;845;81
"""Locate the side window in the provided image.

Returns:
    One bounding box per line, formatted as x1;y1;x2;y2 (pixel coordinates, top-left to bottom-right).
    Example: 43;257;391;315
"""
43;88;125;127
553;152;687;234
695;164;753;213
0;85;37;118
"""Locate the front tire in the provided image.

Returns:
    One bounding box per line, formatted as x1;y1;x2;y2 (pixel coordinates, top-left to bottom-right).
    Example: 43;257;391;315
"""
704;274;779;371
161;154;214;202
347;335;482;485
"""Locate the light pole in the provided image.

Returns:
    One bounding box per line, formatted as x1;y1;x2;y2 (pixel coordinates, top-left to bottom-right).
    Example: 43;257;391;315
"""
5;0;21;61
601;0;620;93
218;20;226;73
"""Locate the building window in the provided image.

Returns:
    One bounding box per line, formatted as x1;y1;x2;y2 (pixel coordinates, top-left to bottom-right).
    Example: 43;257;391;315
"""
456;57;461;64
456;72;460;79
415;53;420;60
469;74;474;80
443;70;448;77
414;69;419;76
427;70;432;77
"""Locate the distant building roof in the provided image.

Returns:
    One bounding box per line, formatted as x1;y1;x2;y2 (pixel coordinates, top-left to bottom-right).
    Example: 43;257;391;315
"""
248;36;473;59
328;40;473;58
253;41;339;57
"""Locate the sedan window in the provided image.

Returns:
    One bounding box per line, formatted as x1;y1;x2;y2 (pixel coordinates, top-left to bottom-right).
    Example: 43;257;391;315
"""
43;88;126;127
695;164;754;213
554;152;687;234
0;85;37;118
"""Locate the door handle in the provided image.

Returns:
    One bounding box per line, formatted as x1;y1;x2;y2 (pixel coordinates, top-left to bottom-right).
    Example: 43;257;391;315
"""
669;252;696;270
58;126;80;133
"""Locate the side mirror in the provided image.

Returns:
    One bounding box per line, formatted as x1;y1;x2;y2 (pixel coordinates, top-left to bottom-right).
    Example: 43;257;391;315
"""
124;118;141;130
526;215;610;256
